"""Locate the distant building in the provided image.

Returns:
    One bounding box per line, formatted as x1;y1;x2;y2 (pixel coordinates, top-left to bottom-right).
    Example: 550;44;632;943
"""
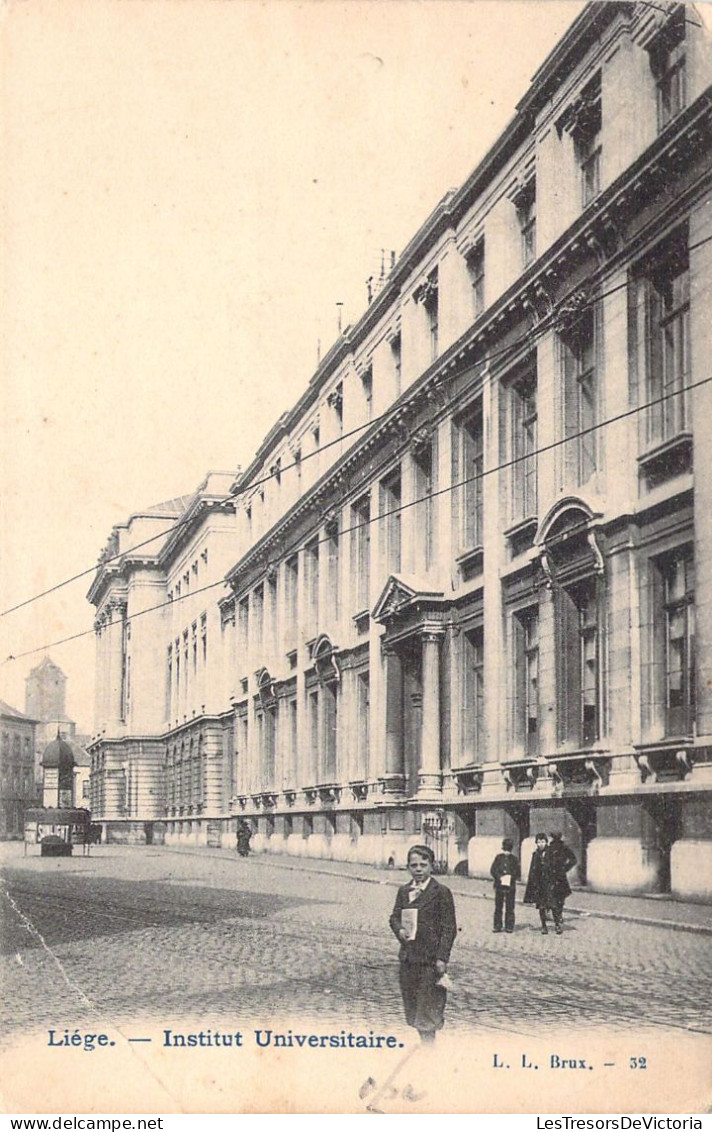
89;2;712;900
25;657;90;787
41;736;76;809
0;701;39;839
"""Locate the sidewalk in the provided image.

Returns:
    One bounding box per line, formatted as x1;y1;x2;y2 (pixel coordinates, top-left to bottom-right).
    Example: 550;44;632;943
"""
157;842;712;935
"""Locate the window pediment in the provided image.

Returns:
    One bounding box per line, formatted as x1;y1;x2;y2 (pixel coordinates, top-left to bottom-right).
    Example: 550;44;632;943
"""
311;634;341;685
372;574;445;625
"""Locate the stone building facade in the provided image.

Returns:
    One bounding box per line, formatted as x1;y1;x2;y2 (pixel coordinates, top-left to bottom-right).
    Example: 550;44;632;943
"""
89;1;712;899
0;701;39;839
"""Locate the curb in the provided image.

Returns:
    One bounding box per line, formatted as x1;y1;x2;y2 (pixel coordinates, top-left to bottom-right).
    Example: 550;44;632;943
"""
158;845;712;937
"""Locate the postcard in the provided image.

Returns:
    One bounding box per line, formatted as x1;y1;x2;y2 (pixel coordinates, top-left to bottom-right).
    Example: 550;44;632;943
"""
1;0;711;1118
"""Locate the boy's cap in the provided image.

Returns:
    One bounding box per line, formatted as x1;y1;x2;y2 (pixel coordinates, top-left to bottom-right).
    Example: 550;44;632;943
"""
502;838;513;851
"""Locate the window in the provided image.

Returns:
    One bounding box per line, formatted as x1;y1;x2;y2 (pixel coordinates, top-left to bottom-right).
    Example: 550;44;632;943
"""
564;75;602;208
285;556;299;643
120;615;131;722
643;547;696;738
308;689;320;785
514;609;539;756
380;469;402;573
578;134;600;208
237;712;248;792
328;383;344;438
360;365;373;422
634;235;690;452
287;697;298;789
356;671;370;779
461;628;484;763
268;572;278;655
412;436;436;570
416;272;439;362
325;520;340;622
237;597;249;661
352;495;371;610
510;370;538;523
292;445;302;493
305;539;319;635
252;584;264;653
454;403;483;552
649;8;686;131
261;704;277;789
322;682;338;783
390;331;402;395
561;306;598;486
192;622;198;672
516;180;536;268
200;613;207;663
663;552;695;735
467;240;485;320
556;580;600;746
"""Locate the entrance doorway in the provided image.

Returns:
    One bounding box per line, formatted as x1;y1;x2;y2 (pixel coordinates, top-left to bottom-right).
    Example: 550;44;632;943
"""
565;799;597;884
644;794;682;893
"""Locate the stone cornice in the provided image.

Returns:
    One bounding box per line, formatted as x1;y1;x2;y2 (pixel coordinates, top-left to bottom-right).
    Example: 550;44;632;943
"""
221;6;642;510
163;714;227;741
223;90;711;596
157;495;237;568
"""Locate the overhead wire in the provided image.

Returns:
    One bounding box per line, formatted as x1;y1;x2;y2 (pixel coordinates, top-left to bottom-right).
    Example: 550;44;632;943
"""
4;368;710;664
3;229;711;622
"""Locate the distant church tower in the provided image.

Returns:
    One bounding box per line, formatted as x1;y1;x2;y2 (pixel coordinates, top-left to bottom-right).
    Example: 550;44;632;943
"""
25;657;75;752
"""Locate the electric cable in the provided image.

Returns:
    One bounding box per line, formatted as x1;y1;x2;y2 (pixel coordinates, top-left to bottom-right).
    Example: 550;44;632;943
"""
4;369;709;663
4;225;711;620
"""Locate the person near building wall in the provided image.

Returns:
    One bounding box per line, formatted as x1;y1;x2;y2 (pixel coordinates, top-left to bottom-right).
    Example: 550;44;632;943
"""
490;837;521;934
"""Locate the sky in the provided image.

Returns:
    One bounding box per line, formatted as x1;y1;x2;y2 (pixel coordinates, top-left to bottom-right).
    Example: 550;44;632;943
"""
0;0;588;732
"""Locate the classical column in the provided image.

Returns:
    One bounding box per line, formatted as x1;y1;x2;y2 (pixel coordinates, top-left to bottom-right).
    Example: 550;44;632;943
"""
383;648;405;794
419;631;442;795
106;600;126;729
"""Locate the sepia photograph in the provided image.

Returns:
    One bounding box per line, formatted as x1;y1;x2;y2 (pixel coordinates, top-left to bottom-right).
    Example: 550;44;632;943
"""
1;0;711;1117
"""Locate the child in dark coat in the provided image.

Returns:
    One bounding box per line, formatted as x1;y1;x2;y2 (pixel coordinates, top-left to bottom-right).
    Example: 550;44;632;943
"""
489;837;520;933
524;832;577;934
389;844;457;1044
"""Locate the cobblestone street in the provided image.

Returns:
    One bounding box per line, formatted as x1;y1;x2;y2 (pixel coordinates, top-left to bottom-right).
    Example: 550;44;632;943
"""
1;843;711;1113
2;843;712;1038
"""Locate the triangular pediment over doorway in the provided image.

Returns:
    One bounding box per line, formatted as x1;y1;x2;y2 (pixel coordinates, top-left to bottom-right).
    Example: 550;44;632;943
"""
372;574;445;624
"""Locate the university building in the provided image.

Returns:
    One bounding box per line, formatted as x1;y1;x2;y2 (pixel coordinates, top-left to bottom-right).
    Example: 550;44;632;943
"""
88;1;712;899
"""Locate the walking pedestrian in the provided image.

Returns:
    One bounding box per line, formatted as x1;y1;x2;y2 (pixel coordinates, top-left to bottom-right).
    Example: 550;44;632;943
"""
489;837;520;933
236;821;252;857
389;844;457;1045
545;832;577;934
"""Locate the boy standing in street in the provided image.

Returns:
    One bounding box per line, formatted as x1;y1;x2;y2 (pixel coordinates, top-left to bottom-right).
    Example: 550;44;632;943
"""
489;837;520;934
523;832;551;933
389;844;457;1044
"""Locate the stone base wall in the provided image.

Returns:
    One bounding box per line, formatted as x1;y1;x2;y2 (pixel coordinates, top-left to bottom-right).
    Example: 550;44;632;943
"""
104;821;155;845
139;811;712;903
671;840;712;901
586;837;662;894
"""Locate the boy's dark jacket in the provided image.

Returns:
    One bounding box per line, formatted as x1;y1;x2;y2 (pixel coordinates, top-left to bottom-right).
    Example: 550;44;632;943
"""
490;851;520;886
389;878;457;965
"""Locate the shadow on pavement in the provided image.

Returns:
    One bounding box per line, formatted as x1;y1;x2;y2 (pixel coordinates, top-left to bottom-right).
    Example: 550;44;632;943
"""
0;869;322;953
